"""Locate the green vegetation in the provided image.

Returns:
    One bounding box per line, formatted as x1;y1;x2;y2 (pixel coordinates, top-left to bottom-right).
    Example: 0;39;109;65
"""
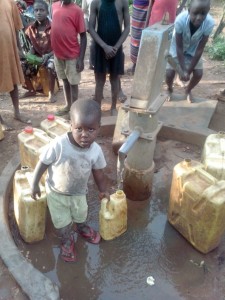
206;35;225;61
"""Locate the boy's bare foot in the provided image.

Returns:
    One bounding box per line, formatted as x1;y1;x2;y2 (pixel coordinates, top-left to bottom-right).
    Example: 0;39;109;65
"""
20;90;36;99
48;94;57;103
110;108;118;116
167;87;173;101
14;112;31;124
1;122;14;131
186;91;194;103
118;90;127;103
55;106;70;116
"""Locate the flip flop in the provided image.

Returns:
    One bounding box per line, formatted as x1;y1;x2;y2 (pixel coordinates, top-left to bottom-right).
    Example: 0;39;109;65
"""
76;225;101;244
60;235;77;263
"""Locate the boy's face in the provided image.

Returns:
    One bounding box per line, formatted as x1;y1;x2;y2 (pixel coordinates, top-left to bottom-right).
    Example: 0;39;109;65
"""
70;113;100;148
189;2;210;28
34;3;48;23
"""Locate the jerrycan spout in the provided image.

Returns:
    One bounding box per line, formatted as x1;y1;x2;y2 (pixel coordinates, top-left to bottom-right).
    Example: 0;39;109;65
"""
117;128;142;189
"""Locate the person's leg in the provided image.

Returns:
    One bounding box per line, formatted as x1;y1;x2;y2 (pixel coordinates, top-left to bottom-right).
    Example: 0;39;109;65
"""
185;69;203;103
56;78;71;116
118;77;127;103
165;69;176;101
70;84;78;104
109;73;120;115
95;73;106;106
47;69;56;103
10;85;30;123
0;113;13;131
89;38;95;70
58;222;77;262
20;77;36;98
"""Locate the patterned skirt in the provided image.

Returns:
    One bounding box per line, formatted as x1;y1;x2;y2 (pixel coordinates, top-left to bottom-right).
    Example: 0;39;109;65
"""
130;4;149;64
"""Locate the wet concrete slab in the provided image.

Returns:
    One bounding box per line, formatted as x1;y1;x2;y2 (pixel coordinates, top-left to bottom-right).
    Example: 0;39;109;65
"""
8;138;225;300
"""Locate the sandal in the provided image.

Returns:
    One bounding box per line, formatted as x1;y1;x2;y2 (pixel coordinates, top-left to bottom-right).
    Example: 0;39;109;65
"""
76;225;101;244
60;235;77;263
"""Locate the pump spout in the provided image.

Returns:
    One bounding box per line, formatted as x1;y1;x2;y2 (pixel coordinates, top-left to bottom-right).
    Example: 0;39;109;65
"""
117;129;141;189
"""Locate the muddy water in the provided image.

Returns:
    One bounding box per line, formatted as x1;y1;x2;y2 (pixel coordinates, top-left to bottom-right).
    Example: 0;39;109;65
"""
9;138;225;300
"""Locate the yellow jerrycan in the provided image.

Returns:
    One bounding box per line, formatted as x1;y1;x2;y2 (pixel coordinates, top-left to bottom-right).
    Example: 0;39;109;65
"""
168;159;225;254
40;114;70;139
99;190;127;240
13;167;47;243
201;131;225;180
18;126;52;169
0;123;4;141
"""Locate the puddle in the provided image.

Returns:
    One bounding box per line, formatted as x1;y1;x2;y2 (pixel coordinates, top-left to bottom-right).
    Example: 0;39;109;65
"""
8;137;225;300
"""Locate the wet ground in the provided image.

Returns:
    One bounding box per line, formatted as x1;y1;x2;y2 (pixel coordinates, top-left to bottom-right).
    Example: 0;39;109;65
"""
8;137;225;300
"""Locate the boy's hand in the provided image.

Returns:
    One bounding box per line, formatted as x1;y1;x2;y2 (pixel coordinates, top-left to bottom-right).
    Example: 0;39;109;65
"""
103;45;117;59
180;71;190;82
76;58;84;73
31;184;41;200
99;191;110;200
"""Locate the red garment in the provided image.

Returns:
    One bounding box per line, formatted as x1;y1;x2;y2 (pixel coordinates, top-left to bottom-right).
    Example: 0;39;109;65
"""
51;2;86;59
24;0;34;7
25;19;52;56
149;0;178;25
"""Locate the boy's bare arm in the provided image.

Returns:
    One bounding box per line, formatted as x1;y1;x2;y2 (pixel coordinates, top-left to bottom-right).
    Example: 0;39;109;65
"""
92;168;109;199
176;33;190;81
31;161;49;200
187;35;209;74
113;0;130;51
77;32;87;72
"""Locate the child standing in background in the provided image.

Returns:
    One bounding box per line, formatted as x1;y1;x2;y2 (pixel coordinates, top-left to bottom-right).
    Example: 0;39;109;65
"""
51;0;87;116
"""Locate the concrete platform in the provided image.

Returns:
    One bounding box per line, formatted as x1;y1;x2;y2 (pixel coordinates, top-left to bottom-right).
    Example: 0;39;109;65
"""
158;93;218;146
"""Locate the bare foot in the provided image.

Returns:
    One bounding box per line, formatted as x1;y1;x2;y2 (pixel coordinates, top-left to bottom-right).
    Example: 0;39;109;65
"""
20;90;36;99
48;94;57;103
1;122;14;131
55;106;70;116
110;108;118;116
185;91;194;103
167;87;173;101
14;113;31;124
118;90;127;103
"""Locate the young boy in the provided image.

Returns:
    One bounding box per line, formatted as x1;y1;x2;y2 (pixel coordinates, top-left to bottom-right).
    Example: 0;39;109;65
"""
89;0;130;115
51;0;87;116
22;0;56;103
165;0;214;103
31;99;108;263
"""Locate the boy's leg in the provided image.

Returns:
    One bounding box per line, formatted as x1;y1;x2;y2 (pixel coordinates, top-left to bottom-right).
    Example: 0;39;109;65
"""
76;223;101;244
20;77;36;98
70;84;78;104
58;222;77;262
165;69;176;101
10;85;30;124
56;78;71;116
118;77;127;103
109;73;120;115
95;73;106;106
47;69;56;103
185;69;203;103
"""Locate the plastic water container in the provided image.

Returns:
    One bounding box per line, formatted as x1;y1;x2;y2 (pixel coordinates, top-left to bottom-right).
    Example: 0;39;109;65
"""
0;124;4;141
99;190;127;240
13;167;47;243
202;131;225;180
41;114;70;139
18;126;52;169
168;159;225;254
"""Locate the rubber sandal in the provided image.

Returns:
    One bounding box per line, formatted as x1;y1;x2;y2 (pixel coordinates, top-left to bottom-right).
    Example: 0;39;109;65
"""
60;235;77;263
76;225;101;244
55;107;70;116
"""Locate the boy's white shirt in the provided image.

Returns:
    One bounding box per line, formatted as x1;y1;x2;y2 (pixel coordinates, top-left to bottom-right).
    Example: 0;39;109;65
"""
170;10;215;57
39;133;106;195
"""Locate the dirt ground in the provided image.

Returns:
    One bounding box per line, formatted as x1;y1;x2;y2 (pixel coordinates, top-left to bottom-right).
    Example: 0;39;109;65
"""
0;0;225;298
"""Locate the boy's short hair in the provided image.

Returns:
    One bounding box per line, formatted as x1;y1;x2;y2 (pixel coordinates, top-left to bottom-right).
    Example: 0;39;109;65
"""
34;0;49;12
70;99;101;124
